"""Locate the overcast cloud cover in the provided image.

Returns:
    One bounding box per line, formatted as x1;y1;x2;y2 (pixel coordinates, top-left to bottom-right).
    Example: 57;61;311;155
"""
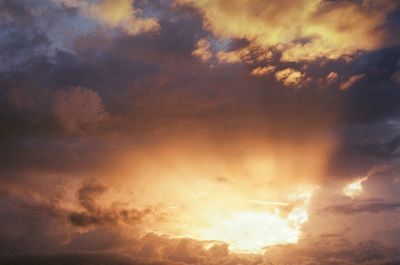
1;0;400;264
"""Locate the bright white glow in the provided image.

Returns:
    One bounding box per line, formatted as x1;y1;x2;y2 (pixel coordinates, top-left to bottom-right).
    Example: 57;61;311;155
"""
198;211;301;253
190;190;314;253
343;177;368;199
248;200;289;206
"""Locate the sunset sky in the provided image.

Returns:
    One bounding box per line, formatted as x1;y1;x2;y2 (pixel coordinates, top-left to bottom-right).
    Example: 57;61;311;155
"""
1;1;400;264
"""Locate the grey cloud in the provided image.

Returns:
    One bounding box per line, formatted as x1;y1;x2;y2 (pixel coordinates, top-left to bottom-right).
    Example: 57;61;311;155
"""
68;208;152;227
76;182;108;212
0;191;70;253
392;69;400;84
265;239;400;265
0;252;181;265
68;182;153;227
346;134;400;160
52;87;110;133
321;199;400;215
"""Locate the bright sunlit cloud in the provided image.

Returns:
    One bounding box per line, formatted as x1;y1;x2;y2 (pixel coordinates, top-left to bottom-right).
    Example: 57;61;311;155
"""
343;176;368;199
179;189;314;253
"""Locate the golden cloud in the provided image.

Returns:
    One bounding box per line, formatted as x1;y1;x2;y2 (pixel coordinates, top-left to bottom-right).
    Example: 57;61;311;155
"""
99;135;336;253
59;0;159;35
180;0;396;62
192;39;213;62
275;68;305;87
339;74;365;90
251;65;275;76
326;72;339;85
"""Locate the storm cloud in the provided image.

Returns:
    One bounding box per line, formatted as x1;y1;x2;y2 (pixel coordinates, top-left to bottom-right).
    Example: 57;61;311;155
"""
1;0;400;264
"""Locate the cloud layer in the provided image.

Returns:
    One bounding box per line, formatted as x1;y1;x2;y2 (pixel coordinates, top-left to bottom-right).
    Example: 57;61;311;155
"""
1;0;400;264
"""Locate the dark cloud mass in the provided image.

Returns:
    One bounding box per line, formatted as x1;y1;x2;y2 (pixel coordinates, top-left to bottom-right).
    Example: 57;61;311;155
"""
322;199;400;215
1;0;400;264
68;182;154;227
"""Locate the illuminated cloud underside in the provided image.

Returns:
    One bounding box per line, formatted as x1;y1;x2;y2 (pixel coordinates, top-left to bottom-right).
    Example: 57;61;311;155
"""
180;0;395;62
56;0;159;34
188;191;313;253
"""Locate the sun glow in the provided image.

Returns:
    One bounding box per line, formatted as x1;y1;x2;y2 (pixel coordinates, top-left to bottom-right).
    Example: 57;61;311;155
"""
187;190;314;253
197;211;302;253
343;177;368;199
114;138;331;254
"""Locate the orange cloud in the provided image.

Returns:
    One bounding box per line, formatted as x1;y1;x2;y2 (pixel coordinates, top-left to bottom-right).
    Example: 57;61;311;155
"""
339;74;365;90
59;0;159;35
326;72;339;85
192;39;212;62
179;0;397;62
52;87;110;133
275;68;305;87
251;66;275;76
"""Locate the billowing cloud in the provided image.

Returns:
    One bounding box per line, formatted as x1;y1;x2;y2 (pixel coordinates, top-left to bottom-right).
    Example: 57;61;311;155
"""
251;65;275;76
192;39;212;62
1;1;400;264
211;43;272;64
275;68;305;87
52;87;110;133
59;0;159;35
178;0;397;62
68;182;153;227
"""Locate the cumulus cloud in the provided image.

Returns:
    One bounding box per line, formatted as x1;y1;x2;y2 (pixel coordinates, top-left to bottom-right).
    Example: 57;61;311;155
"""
177;0;397;62
251;65;275;76
275;68;305;87
52;87;110;133
60;0;159;35
214;43;272;64
215;49;244;64
340;74;365;90
192;39;212;62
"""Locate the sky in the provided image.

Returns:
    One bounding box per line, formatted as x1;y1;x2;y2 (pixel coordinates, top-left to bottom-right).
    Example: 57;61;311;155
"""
1;0;400;264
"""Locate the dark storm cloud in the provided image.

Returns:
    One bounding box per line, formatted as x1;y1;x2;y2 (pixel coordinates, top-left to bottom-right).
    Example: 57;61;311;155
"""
327;49;400;178
328;118;400;179
321;199;400;215
68;182;153;227
0;183;158;253
0;0;348;190
76;183;108;212
264;238;400;265
1;0;400;264
341;129;400;161
0;252;181;265
1;0;396;148
0;0;398;138
3;239;400;265
342;133;400;159
0;0;49;69
0;0;210;200
0;0;86;72
0;191;70;253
